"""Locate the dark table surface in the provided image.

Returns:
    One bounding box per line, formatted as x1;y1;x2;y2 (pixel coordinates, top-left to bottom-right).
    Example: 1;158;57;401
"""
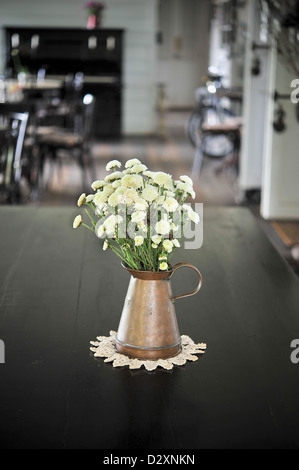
0;206;299;450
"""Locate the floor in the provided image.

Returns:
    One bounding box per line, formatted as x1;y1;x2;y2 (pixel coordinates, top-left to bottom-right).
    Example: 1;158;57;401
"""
33;110;299;276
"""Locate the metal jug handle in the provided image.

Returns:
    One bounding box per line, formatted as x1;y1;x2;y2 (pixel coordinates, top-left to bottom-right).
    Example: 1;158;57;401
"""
170;262;203;302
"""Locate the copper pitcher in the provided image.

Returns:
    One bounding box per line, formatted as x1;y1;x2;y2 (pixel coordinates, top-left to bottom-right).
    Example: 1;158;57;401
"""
115;263;203;360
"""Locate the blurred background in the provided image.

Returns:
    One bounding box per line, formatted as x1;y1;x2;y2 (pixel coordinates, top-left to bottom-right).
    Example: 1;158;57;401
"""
0;0;298;274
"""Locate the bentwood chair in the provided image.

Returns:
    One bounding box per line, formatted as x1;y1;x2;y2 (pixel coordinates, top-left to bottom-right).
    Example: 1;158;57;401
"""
37;94;96;191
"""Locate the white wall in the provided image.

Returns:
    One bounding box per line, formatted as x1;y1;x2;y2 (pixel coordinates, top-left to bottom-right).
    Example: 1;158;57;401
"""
0;0;158;135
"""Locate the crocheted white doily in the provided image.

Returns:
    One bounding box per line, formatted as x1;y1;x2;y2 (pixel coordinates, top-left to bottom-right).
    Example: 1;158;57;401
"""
90;330;207;371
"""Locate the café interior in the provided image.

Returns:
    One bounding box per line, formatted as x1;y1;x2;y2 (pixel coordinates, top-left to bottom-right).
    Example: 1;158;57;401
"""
1;0;299;451
0;0;298;273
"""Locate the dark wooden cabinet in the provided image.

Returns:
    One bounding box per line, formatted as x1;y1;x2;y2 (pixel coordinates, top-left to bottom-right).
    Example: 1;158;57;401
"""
4;26;124;138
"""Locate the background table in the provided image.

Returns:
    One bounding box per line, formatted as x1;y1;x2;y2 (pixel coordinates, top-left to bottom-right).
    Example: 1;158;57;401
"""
0;206;299;449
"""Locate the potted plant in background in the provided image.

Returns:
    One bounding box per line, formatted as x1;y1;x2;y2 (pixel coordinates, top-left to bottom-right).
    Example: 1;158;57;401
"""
73;158;203;360
85;1;106;29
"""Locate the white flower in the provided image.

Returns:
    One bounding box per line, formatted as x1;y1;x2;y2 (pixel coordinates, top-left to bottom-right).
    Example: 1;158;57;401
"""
182;204;200;224
172;239;180;247
177;182;195;199
105;214;123;235
77;193;86;207
95;203;106;216
129;163;147;174
162;196;179;212
103;239;109;251
112;180;122;189
121;174;143;189
94;192;108;205
143;170;156;179
171;222;179;231
152;243;158;249
142;184;158;202
120;189;139;205
73;215;82;228
105;171;123;182
103;184;114;197
162;239;173;253
179;175;193;187
159;255;167;260
134;198;148;211
106;160;121;171
96;224;105;237
91;180;105;191
134;235;144;246
86;194;95;203
125;158;141;168
108;192;120;207
159;261;168;271
131;211;147;223
151;235;161;245
153;172;173;189
155;217;171;236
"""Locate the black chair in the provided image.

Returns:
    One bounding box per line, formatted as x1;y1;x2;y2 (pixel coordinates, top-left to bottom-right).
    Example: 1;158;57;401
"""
37;94;96;191
0;111;29;203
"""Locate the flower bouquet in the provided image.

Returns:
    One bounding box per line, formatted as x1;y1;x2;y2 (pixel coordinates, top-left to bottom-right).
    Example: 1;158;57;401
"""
74;158;203;360
73;158;199;272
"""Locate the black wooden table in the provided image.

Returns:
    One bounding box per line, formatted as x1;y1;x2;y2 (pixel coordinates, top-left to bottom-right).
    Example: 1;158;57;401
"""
0;206;299;450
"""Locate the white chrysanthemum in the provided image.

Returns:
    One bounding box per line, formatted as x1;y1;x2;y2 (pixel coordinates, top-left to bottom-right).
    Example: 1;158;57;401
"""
95;203;106;216
162;239;173;253
153;171;173;188
129;163;147;174
121;174;143;189
106;160;121;171
177;182;195;199
143;170;156;179
155;218;171;236
96;224;105;237
77;193;86;207
162;196;179;212
120;189;139;205
179;175;193;187
105;214;123;235
73;215;82;228
182;204;200;224
159;255;167;260
134;198;148;211
91;180;105;191
172;239;180;247
108;192;120;207
86;194;95;203
142;184;159;202
151;235;161;245
102;184;114;197
159;261;168;271
94;192;108;205
105;171;123;182
134;235;144;246
171;222;179;231
131;211;147;223
112;179;122;189
103;239;109;251
125;158;141;168
152;243;158;249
